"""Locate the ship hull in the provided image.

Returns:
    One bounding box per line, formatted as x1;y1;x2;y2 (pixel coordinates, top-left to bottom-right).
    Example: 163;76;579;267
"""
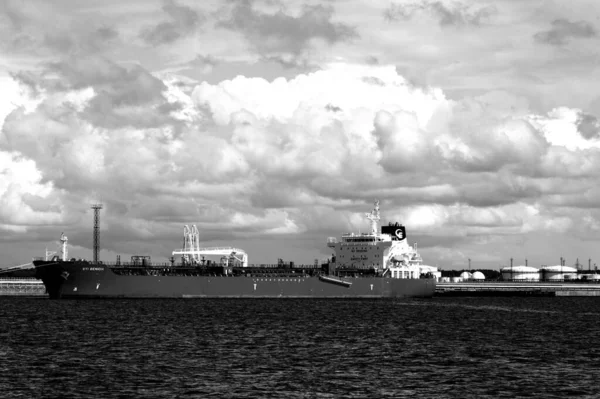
34;261;436;299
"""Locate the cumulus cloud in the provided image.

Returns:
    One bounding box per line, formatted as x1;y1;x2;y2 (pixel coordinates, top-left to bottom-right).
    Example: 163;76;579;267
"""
529;107;600;150
0;152;64;226
4;60;600;265
218;1;357;57
192;64;584;195
534;19;596;46
384;0;496;26
140;0;205;45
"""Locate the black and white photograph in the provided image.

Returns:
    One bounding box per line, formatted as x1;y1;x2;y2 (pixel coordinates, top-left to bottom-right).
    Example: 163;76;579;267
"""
1;0;599;397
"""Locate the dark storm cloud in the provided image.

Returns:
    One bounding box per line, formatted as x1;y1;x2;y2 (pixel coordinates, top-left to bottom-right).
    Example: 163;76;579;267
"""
534;19;596;45
0;0;119;55
9;70;42;96
0;0;29;31
362;76;385;86
43;26;119;54
82;92;183;129
261;55;313;70
218;0;357;54
365;56;379;65
384;1;495;26
9;56;182;129
457;178;543;208
325;104;342;112
576;112;600;139
140;0;205;45
187;54;220;68
45;57;166;99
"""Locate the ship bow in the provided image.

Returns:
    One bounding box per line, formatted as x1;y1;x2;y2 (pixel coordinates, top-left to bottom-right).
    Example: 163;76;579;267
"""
34;260;67;299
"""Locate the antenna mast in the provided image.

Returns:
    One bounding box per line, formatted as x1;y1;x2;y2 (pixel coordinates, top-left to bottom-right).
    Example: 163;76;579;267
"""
91;203;103;263
365;200;380;235
60;233;68;261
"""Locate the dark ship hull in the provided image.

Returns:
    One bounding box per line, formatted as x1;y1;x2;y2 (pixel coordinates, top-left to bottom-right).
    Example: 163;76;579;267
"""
33;260;436;299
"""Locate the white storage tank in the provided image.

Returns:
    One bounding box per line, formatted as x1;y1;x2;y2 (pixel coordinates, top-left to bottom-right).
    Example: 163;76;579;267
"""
471;271;485;281
451;277;462;282
539;265;578;281
501;265;540;281
419;265;442;281
440;277;450;283
460;271;472;280
585;274;600;281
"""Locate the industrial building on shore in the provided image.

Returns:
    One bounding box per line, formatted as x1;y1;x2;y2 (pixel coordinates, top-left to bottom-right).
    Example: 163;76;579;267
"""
499;265;600;282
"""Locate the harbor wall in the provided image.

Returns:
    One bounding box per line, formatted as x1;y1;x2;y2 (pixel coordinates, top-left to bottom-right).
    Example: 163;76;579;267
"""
436;281;600;297
0;278;47;297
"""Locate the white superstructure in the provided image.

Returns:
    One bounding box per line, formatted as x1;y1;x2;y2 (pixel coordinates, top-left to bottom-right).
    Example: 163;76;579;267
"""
327;201;438;279
43;233;69;261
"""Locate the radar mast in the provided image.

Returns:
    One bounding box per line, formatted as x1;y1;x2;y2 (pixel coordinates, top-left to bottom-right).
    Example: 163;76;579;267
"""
365;200;380;235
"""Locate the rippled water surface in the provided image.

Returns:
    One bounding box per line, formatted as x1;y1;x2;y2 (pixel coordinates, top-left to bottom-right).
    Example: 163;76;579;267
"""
1;297;599;398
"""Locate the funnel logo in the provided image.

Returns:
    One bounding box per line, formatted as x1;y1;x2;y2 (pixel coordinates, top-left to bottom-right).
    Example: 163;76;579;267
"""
381;224;406;239
395;228;406;240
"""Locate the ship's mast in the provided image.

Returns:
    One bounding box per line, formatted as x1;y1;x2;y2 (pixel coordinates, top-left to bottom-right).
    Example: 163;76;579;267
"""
91;203;103;264
60;233;68;261
365;200;380;235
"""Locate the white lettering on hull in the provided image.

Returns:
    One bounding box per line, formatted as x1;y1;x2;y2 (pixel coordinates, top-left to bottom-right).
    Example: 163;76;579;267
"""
254;283;257;291
370;284;373;291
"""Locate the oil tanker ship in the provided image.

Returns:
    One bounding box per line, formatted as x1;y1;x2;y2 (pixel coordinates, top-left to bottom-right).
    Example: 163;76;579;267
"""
33;201;437;299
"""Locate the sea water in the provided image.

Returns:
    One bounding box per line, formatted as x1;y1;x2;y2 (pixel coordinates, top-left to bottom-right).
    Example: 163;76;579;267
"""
0;297;598;398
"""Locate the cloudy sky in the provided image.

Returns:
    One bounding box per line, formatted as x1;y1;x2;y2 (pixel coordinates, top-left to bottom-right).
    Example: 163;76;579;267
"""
1;0;600;270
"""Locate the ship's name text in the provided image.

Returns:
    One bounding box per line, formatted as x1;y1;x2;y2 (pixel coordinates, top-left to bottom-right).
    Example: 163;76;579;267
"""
83;267;105;271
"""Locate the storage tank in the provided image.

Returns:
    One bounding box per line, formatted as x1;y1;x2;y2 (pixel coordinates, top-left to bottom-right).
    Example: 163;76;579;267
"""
440;277;450;283
460;271;472;280
580;274;600;281
471;271;485;280
539;265;577;281
501;265;540;281
419;265;442;281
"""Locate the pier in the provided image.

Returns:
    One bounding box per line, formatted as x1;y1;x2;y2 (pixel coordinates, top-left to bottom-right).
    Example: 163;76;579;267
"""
436;281;600;297
0;278;47;297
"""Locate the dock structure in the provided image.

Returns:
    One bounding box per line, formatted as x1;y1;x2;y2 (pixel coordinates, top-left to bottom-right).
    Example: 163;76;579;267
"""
0;278;47;297
436;281;600;297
